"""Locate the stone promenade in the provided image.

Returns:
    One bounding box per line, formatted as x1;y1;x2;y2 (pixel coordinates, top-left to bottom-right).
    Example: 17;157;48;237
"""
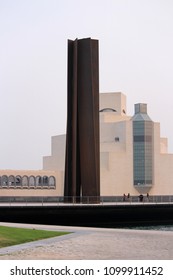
0;222;173;259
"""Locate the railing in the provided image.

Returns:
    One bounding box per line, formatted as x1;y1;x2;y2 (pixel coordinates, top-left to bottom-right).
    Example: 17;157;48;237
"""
1;195;173;206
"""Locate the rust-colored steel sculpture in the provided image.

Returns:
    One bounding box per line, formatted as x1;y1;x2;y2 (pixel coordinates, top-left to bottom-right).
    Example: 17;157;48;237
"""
64;38;100;203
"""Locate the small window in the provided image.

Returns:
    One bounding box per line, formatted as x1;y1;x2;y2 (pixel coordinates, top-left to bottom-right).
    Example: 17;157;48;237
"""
49;176;56;188
9;175;15;187
99;108;117;112
16;175;22;187
22;176;29;188
43;176;48;186
29;176;35;188
115;137;119;142
36;176;42;187
2;175;8;187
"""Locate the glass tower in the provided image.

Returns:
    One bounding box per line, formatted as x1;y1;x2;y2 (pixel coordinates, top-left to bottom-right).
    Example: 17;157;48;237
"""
132;104;153;190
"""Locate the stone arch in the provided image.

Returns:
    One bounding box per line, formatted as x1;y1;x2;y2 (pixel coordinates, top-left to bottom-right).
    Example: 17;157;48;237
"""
29;176;36;188
15;175;22;187
9;175;15;187
22;176;29;188
49;176;56;188
43;176;48;187
2;175;8;187
36;176;42;188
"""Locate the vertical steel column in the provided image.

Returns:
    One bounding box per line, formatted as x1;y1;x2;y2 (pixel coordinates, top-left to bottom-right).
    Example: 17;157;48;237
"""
64;38;100;203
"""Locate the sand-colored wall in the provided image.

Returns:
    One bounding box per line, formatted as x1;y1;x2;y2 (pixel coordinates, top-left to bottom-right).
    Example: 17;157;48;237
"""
100;121;138;196
0;169;64;196
149;122;173;195
43;134;66;171
99;92;126;115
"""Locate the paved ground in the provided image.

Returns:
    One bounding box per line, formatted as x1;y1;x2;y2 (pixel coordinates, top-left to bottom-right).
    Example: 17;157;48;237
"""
0;222;173;259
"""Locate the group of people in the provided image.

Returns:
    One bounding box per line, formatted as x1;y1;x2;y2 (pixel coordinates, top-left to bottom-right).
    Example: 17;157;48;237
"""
123;193;130;202
139;193;150;202
123;193;150;202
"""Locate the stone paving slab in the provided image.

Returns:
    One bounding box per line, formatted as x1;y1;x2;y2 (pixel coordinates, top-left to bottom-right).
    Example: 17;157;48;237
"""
0;222;173;259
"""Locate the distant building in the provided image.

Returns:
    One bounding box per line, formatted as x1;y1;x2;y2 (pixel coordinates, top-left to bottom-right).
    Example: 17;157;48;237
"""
0;92;173;198
43;92;173;196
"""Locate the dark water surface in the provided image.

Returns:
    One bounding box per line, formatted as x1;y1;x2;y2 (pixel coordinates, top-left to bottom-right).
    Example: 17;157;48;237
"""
129;225;173;231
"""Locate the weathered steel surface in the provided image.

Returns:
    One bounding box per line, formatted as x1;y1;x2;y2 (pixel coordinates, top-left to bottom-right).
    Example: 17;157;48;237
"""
64;38;100;202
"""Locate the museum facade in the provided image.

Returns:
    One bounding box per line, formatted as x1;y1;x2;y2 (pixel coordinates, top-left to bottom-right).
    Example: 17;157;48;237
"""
0;92;173;198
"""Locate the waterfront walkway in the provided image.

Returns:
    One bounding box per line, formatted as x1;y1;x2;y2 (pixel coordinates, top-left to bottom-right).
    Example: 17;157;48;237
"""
0;201;173;207
0;222;173;259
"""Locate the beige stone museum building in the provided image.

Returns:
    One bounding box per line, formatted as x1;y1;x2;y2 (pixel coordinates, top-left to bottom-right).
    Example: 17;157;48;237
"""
0;92;173;198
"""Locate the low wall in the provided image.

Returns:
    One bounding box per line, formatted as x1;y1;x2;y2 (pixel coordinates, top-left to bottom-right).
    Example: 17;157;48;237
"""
0;195;173;203
0;204;173;228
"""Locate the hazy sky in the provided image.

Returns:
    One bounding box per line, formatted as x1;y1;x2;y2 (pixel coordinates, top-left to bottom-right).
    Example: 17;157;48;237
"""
0;0;173;170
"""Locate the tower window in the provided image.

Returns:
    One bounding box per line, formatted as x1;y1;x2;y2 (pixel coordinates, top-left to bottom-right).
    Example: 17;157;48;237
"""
99;108;117;112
